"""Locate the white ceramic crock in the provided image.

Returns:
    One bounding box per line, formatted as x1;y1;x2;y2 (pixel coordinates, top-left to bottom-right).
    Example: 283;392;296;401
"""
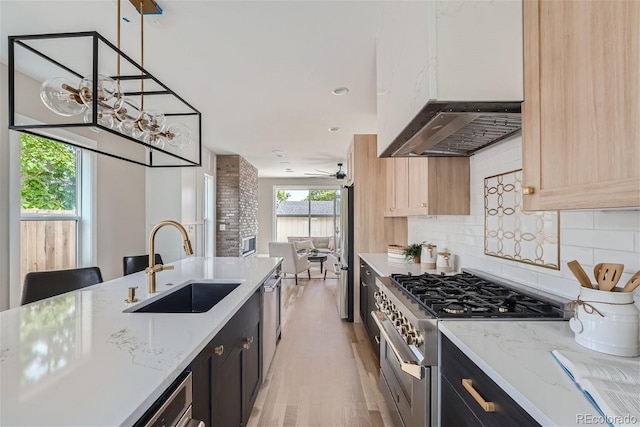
436;251;453;273
421;244;437;268
569;286;640;357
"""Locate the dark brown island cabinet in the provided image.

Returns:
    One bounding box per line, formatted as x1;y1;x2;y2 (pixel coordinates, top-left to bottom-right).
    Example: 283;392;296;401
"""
359;257;380;357
189;288;263;427
440;335;540;427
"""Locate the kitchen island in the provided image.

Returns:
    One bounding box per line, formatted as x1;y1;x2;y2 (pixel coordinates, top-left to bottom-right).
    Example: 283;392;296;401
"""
0;256;281;426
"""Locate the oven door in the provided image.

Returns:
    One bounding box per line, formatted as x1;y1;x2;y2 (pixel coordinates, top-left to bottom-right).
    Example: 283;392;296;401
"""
372;311;430;427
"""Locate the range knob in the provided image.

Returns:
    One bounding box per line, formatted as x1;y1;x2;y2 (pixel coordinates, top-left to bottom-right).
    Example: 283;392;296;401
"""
405;332;417;345
413;332;424;347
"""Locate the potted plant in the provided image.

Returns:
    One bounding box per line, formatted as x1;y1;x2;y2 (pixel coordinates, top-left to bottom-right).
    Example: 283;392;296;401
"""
403;242;423;263
309;248;319;256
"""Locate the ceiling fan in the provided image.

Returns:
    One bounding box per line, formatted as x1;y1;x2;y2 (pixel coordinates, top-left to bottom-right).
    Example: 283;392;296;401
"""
304;163;347;180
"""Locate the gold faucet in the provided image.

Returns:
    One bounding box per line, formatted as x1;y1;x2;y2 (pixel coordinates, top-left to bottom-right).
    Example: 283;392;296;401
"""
146;220;194;293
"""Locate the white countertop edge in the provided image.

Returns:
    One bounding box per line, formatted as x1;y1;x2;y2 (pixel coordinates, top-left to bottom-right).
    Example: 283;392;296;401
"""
439;322;555;426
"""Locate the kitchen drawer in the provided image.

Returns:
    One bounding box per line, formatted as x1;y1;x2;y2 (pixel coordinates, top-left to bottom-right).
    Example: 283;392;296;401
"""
208;290;261;365
441;336;539;427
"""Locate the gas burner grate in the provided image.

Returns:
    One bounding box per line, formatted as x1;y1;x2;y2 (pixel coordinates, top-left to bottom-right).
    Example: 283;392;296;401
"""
389;272;564;319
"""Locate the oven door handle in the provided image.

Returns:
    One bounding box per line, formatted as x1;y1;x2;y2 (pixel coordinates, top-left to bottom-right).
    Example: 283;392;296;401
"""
371;310;424;380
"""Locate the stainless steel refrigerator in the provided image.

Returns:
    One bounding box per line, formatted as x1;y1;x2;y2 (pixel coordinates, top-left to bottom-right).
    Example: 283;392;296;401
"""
337;185;354;321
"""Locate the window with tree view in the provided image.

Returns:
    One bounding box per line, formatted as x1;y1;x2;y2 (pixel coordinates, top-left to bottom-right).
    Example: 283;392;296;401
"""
20;134;80;281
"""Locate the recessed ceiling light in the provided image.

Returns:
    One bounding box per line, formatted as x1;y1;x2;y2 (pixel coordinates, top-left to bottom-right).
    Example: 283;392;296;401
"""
332;87;349;96
285;169;294;173
276;154;284;158
272;149;284;154
280;161;290;164
328;127;340;132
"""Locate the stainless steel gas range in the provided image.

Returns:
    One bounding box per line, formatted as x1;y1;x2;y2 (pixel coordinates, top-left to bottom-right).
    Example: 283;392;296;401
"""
371;269;571;427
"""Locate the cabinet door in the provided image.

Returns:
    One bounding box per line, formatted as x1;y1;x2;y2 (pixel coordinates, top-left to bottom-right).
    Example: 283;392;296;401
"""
366;280;380;356
211;340;243;427
407;158;429;214
359;275;368;323
384;158;409;217
522;0;640;210
242;320;261;425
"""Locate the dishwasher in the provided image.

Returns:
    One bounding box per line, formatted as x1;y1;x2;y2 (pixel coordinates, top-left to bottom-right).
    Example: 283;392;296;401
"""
262;271;282;377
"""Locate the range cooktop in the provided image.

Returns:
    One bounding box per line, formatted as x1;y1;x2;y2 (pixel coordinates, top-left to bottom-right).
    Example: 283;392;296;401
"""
389;272;567;319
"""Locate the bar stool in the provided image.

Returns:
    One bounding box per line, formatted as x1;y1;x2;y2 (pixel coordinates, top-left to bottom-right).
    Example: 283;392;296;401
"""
21;266;103;305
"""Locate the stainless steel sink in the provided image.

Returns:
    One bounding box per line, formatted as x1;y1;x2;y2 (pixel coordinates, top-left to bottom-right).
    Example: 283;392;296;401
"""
124;280;244;313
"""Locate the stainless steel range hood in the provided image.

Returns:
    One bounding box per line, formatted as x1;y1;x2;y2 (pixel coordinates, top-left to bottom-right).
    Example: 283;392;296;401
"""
380;101;522;157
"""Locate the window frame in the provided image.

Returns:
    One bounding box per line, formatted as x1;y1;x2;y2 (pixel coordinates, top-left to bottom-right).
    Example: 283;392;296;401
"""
8;115;97;308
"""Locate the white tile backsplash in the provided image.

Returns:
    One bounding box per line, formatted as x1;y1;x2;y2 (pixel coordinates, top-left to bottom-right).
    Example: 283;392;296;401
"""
562;229;635;252
594;210;640;230
408;136;640;300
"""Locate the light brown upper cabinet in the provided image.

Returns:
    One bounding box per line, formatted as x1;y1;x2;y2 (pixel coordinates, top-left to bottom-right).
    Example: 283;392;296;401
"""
522;0;640;210
384;157;469;217
385;158;409;216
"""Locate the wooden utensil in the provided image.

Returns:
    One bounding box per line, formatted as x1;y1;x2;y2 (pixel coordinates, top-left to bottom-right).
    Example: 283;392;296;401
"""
567;260;593;289
622;271;640;293
593;263;604;283
594;263;624;291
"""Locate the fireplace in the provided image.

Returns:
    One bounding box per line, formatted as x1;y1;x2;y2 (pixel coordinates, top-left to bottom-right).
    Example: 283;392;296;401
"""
241;236;256;257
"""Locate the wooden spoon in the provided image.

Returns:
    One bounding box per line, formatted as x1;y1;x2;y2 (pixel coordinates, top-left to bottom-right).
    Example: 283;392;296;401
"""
595;263;624;291
622;271;640;293
567;260;593;289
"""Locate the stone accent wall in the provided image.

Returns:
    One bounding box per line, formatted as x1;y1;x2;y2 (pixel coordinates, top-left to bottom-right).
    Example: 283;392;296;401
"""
216;155;258;257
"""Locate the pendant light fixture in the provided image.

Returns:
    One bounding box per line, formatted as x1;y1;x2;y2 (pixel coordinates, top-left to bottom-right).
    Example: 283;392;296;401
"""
8;0;201;168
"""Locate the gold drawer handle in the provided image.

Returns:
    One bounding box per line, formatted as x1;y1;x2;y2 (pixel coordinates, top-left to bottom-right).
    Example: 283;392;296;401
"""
374;336;380;344
242;336;254;350
522;186;535;195
390;207;396;212
421;202;427;207
214;345;224;356
365;270;371;276
462;379;495;412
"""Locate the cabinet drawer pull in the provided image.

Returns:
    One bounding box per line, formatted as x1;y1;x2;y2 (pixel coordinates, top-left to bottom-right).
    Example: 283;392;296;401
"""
365;270;371;276
462;379;495;412
522;186;535;195
214;345;224;356
390;207;396;212
361;282;367;287
421;202;427;207
374;336;380;344
242;336;254;350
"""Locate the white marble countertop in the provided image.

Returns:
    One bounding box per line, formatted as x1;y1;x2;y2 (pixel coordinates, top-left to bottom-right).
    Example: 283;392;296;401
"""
359;252;455;277
0;256;281;426
439;321;616;426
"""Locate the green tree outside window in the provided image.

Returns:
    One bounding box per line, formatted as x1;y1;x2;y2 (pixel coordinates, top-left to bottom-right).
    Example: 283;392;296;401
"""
20;134;77;212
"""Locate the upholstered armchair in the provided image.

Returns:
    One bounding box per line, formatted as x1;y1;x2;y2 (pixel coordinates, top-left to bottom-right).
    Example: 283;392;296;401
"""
268;242;310;285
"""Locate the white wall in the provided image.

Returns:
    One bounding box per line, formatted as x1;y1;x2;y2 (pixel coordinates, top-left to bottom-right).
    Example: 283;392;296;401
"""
0;63;10;310
257;177;340;255
407;136;640;300
146;149;215;263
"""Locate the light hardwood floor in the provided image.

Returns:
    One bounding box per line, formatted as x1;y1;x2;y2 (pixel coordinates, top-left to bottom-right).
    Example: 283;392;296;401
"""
247;266;393;427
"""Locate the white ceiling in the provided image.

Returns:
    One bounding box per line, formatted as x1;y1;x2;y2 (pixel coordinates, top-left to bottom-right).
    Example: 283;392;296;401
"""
0;1;385;177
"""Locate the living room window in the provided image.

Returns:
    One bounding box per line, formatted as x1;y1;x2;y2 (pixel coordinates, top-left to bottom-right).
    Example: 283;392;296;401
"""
274;187;340;244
